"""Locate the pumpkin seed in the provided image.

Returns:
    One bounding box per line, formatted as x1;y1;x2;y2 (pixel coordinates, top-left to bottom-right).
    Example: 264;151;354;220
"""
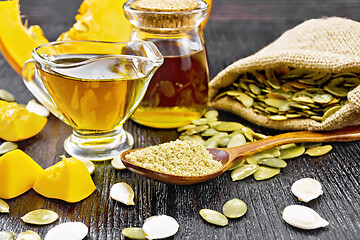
77;158;95;174
305;145;332;156
0;89;15;102
268;115;287;120
191;118;208;125
282;205;329;229
227;131;246;147
249;83;261;95
0;199;9;213
199;209;228;227
204;132;227;148
204;110;219;119
222;198;247;218
322;105;341;120
122;227;146;240
177;124;196;132
258;158;287;168
231;164;259;181
44;222;88;240
110;182;135;206
236;93;254;108
0;142;18;155
313;93;332;104
213;122;244;132
21;209;58;225
242;127;254;142
253;166;280;180
279;146;305;159
291;178;323;202
179;134;205;145
218;136;230;148
111;155;127;170
226;90;242;96
26;99;50;117
16;230;41;240
227;158;245;171
142;215;179;239
0;231;15;240
201;128;220;137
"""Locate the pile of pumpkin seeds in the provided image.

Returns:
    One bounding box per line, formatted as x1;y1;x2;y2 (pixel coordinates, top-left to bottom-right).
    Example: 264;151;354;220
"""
178;110;333;181
213;67;360;122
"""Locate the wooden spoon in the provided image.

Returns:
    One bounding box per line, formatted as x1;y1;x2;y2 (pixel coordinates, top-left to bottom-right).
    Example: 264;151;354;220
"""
120;126;360;185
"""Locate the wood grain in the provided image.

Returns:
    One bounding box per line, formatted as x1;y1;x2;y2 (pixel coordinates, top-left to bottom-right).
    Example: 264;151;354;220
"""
1;0;360;239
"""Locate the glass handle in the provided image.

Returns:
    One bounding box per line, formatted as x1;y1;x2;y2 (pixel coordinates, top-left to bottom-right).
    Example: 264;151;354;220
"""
22;59;64;121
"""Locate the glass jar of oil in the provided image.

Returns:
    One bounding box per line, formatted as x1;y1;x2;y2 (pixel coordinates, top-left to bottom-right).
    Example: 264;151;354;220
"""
123;0;210;128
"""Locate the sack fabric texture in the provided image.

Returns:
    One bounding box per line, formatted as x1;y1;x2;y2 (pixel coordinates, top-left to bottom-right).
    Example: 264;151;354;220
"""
208;17;360;131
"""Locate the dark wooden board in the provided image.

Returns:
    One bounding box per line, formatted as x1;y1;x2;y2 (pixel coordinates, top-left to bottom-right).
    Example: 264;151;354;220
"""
1;0;360;239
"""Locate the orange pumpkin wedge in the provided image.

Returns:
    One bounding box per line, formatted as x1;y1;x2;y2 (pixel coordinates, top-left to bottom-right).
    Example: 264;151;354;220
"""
0;100;47;142
0;149;44;199
0;0;48;75
57;0;132;42
33;156;96;203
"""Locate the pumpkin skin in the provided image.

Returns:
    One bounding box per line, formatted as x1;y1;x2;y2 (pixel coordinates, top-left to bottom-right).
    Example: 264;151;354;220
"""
0;0;48;75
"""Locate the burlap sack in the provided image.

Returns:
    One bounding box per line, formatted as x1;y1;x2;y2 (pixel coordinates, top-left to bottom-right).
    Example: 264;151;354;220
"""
208;17;360;131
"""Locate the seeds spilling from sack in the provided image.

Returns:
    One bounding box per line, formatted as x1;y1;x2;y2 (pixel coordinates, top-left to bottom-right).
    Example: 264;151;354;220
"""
178;110;333;181
213;67;359;122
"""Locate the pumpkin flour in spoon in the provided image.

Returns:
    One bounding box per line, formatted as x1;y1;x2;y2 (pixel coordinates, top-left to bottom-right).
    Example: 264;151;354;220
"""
125;140;222;176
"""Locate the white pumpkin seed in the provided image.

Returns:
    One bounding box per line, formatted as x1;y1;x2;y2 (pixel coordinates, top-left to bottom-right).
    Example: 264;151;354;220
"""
142;215;179;239
231;164;259;181
77;158;95;174
0;142;18;155
110;182;135;205
199;209;228;227
291;178;323;202
282;205;329;229
16;230;41;240
222;198;247;218
253;166;280;180
305;145;332;156
21;209;58;225
0;89;15;102
0;231;15;240
44;222;88;240
0;199;9;213
122;227;146;240
111;155;127;170
26;99;50;117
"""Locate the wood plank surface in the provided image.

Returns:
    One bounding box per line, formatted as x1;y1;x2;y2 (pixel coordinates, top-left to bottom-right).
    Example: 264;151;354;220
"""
1;0;360;239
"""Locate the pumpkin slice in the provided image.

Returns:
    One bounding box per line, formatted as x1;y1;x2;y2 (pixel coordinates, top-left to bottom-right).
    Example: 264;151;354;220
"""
0;100;47;142
33;156;96;203
0;149;44;199
0;0;48;75
57;0;132;42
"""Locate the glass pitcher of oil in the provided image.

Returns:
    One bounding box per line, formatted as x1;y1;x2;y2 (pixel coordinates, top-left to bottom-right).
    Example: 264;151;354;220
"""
123;0;210;128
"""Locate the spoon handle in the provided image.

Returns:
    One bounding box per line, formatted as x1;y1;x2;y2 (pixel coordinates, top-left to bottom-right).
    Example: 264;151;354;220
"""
226;125;360;161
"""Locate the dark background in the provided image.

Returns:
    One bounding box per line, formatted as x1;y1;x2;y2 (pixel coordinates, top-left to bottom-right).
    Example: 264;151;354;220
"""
1;0;360;239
